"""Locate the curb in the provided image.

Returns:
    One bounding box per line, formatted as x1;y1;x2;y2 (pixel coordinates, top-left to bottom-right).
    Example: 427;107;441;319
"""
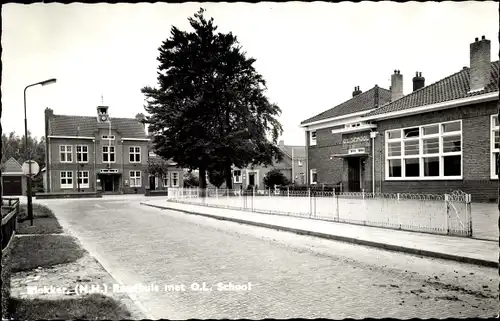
141;202;498;269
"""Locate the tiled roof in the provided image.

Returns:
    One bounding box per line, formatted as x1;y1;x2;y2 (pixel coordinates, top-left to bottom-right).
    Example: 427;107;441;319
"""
1;157;22;173
279;145;306;159
48;114;147;139
301;86;391;125
365;61;500;117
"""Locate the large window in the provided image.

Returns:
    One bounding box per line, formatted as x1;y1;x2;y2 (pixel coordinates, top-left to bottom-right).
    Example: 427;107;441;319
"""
78;171;90;188
60;171;73;189
491;115;499;179
233;170;242;183
102;146;115;163
129;146;141;163
76;145;88;163
310;131;317;146
310;169;317;184
60;145;73;163
171;172;179;187
129;171;141;187
385;120;462;180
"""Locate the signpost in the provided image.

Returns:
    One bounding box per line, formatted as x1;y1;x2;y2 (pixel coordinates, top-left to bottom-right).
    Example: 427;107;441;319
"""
22;160;39;226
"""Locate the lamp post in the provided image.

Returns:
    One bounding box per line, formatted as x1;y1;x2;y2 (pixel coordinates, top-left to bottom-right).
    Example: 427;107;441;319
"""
24;78;57;226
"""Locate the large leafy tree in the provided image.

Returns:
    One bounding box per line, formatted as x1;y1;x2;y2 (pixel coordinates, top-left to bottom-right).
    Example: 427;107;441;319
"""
142;8;283;193
263;169;290;189
207;165;225;188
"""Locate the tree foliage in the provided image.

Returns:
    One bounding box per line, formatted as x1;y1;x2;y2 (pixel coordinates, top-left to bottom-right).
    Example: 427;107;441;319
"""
183;172;200;187
142;8;283;190
207;165;225;188
147;157;169;179
263;169;290;189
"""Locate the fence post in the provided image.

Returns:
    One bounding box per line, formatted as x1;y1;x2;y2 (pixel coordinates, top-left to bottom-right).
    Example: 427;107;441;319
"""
397;193;400;202
466;193;472;237
444;194;449;234
252;187;255;212
216;187;218;200
362;189;365;200
308;188;311;218
287;187;290;198
227;188;229;202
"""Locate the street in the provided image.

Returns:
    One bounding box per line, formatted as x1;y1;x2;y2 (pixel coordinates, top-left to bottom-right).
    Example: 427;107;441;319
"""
36;196;498;319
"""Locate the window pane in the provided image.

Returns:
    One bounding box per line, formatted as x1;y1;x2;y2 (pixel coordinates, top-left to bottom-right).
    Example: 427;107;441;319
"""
495;153;499;177
61;172;66;178
110;154;115;162
388;159;401;177
405;158;420;177
103;146;108;152
443;155;461;176
404;128;419;138
388;142;401;157
387;130;401;140
494;116;499;127
442;121;461;133
404;140;419;155
495;130;499;149
68;172;72;178
83;154;88;162
423;138;439;154
135;147;140;153
442;135;461;153
77;146;81;152
423;157;440;176
130;154;134;162
422;125;439;135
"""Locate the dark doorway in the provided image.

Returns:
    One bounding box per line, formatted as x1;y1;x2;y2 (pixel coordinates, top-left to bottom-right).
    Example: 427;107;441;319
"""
101;175;114;192
3;176;22;196
248;173;255;186
149;176;156;191
347;158;361;192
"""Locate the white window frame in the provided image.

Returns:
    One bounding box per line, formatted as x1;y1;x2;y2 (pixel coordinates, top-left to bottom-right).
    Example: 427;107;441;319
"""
60;171;73;189
76;145;89;163
102;135;115;140
385;120;463;181
171;172;179;187
129;146;141;163
60;145;73;163
102;146;116;163
491;114;499;179
129;171;142;187
310;169;317;184
77;171;90;188
163;174;170;188
310;131;317;146
233;170;242;183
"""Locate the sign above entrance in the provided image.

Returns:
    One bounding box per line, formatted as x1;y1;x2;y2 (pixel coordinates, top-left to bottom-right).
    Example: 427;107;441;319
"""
100;169;119;174
342;136;369;144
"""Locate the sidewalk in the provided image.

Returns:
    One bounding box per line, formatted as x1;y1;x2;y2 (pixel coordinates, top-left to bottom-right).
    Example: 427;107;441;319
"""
141;199;498;268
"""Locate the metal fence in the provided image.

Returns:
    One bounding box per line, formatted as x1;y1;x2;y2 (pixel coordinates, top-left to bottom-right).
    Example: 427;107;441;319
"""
1;197;19;253
167;187;473;237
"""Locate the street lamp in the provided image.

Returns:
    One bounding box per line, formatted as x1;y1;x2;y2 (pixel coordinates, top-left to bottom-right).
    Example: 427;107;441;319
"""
24;78;57;226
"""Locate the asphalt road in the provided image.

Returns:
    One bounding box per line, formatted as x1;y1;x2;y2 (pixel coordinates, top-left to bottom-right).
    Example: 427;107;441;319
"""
37;196;498;319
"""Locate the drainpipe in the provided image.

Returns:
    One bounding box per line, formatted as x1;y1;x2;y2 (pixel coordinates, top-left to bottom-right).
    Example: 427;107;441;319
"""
370;131;378;195
291;147;294;185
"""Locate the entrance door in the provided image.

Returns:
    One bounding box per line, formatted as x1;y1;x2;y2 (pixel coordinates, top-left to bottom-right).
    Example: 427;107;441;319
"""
102;175;114;192
347;158;361;192
149;176;156;191
248;173;255;186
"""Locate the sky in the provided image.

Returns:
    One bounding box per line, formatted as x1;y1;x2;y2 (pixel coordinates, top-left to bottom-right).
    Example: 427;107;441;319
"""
2;2;499;145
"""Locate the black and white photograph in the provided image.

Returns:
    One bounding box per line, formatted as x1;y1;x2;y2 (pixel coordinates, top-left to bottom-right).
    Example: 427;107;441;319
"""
1;1;498;319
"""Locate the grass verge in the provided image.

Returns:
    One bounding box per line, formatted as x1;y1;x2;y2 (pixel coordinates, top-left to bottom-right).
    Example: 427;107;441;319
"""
9;293;132;320
1;249;13;319
16;203;63;234
9;234;86;273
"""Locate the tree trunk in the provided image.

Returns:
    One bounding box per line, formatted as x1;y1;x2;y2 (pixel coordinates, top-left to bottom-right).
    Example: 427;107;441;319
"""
199;166;207;197
224;161;233;190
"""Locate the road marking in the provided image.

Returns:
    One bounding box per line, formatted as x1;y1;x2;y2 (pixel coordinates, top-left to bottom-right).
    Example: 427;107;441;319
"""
95;204;104;208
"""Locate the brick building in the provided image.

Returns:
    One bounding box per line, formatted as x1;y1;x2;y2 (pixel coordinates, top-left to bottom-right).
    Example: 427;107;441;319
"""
301;35;499;202
300;85;392;191
44;106;150;194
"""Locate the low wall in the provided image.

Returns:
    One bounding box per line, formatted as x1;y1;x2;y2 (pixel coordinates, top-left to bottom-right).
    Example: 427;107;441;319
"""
145;190;168;196
35;192;102;199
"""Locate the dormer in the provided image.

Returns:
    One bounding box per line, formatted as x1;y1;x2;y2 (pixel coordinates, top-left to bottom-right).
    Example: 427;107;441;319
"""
97;106;110;123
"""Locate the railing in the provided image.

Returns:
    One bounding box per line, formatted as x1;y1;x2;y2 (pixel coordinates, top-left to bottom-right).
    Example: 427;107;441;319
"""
1;197;20;253
166;187;473;237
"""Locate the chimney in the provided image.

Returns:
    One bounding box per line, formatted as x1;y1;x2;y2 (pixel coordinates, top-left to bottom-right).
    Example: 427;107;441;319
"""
374;85;379;108
412;72;425;91
352;86;362;97
470;35;491;92
279;140;284;147
44;107;54;120
390;69;403;102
